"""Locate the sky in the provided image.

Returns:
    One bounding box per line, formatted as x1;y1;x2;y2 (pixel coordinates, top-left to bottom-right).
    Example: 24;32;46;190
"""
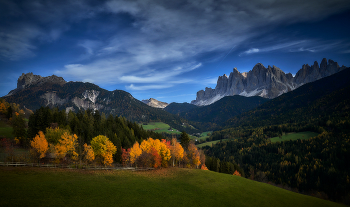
1;0;350;104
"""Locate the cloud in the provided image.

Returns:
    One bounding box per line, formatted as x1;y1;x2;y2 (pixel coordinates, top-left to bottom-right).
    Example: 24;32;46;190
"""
126;84;173;90
238;40;341;56
0;0;100;60
2;0;350;96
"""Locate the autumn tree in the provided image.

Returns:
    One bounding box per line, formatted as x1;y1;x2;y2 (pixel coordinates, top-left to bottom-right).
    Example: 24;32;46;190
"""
150;147;162;168
129;142;142;165
91;135;117;166
140;138;171;167
233;170;241;177
83;143;95;164
170;138;184;167
54;132;79;163
187;142;201;168
45;127;71;145
30;131;49;161
121;148;130;166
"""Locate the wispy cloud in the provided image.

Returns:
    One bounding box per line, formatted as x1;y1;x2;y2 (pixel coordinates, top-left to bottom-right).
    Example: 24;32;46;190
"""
126;84;173;90
2;0;350;97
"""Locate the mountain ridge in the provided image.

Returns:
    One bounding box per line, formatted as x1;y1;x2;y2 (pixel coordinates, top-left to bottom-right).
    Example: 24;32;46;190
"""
192;58;347;106
2;74;199;133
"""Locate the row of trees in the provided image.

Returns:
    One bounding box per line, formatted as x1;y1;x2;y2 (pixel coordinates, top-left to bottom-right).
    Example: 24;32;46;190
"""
30;126;203;168
3;105;204;169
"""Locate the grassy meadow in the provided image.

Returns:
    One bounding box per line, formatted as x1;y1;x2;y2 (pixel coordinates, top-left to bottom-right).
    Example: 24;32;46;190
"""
141;122;181;134
0;118;13;139
270;131;319;143
0;167;343;207
196;139;229;148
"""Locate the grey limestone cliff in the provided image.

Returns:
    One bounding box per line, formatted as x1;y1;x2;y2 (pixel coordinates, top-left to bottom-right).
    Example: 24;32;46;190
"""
192;58;346;106
142;98;169;108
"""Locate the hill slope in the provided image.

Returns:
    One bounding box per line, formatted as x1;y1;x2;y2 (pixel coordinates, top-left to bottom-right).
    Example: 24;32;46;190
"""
226;67;350;129
0;167;342;207
168;96;268;127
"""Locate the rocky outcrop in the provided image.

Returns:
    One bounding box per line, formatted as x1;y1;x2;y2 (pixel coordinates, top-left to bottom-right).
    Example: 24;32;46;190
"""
192;58;347;106
40;92;68;106
142;98;169;108
17;72;66;90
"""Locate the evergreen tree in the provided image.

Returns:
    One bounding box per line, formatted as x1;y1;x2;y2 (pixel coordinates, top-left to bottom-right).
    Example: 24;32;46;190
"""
180;131;191;150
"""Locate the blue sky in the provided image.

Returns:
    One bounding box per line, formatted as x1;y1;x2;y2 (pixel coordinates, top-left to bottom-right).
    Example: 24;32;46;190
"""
1;0;350;104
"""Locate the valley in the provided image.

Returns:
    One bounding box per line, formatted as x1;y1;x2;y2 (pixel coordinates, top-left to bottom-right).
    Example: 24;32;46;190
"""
0;59;349;205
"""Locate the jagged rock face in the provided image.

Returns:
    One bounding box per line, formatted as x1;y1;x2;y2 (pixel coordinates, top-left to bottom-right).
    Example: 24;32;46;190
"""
192;58;346;106
40;92;68;106
17;72;66;90
142;98;169;108
82;90;100;104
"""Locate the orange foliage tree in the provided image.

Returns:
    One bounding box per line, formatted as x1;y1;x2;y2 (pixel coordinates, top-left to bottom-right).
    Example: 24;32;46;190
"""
91;135;117;166
54;132;79;162
30;131;49;160
121;148;131;166
140;138;171;167
233;170;241;177
150;147;162;168
83;143;95;164
129;142;142;165
187;142;201;168
201;164;209;170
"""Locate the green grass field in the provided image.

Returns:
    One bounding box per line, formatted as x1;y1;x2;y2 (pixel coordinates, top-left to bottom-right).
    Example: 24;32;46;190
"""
0;117;14;139
141;122;181;135
270;131;319;143
196;139;228;148
192;131;213;141
0;167;342;207
0;126;14;139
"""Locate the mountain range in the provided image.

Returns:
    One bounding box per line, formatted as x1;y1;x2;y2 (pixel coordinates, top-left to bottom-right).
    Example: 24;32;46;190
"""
192;58;347;106
2;73;196;133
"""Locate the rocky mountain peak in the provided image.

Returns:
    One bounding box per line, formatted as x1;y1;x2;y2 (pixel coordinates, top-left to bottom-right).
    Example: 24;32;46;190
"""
17;72;66;90
192;58;347;106
142;98;169;108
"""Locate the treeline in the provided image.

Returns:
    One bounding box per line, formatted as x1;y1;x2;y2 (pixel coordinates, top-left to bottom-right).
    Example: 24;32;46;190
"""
202;117;350;202
8;106;206;168
205;156;244;177
14;106;168;162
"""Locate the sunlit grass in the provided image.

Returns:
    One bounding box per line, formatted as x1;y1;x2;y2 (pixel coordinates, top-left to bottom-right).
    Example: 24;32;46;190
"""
270;131;319;143
0;167;342;207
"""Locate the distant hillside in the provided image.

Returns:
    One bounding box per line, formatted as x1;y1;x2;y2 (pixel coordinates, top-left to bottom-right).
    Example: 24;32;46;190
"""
164;102;198;114
176;96;268;126
225;67;350;129
2;73;198;133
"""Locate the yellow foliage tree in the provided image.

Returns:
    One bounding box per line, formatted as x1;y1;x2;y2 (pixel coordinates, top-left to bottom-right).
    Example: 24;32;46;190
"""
170;138;184;167
140;138;171;166
30;131;49;159
45;127;71;145
91;135;117;166
83;143;95;164
54;132;79;162
129;142;142;165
